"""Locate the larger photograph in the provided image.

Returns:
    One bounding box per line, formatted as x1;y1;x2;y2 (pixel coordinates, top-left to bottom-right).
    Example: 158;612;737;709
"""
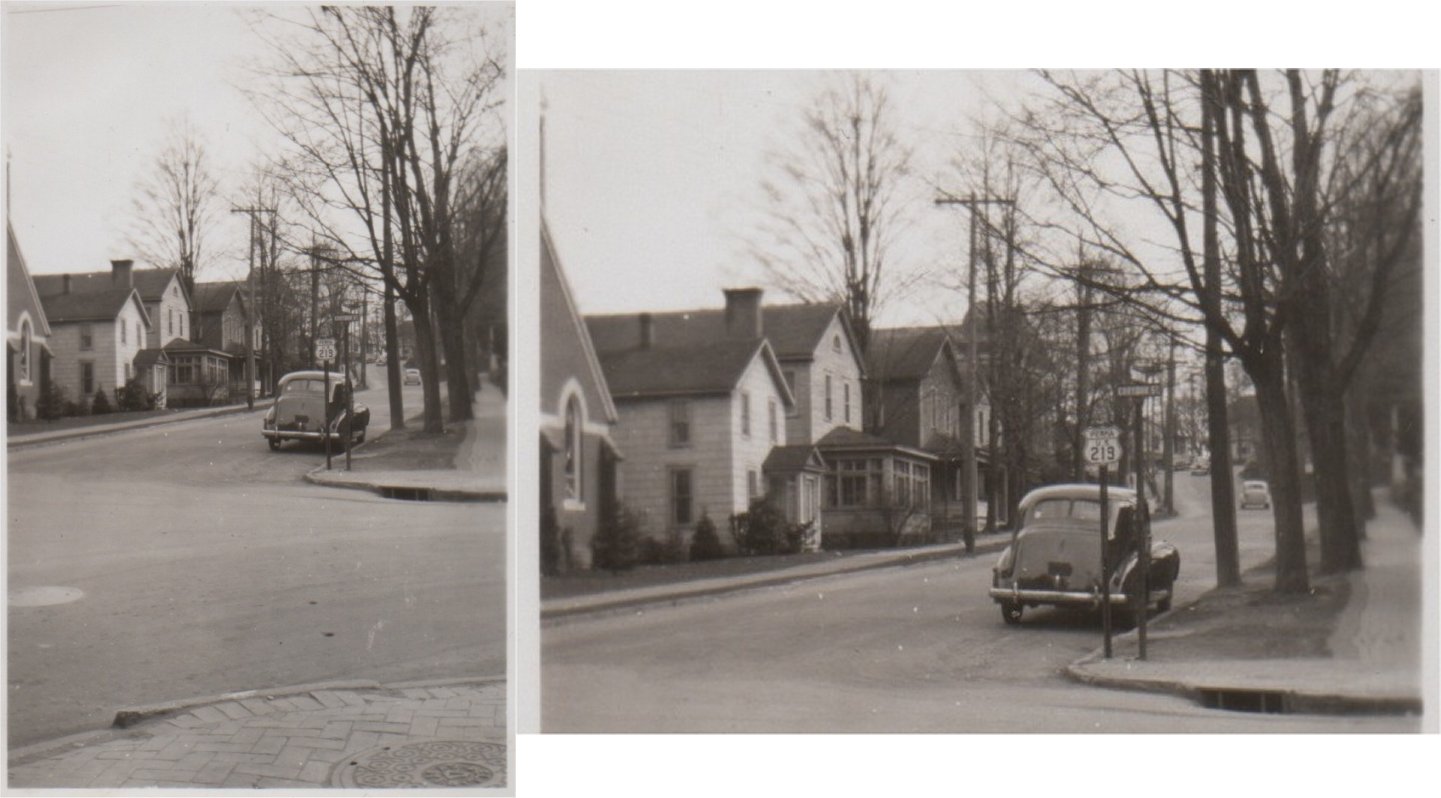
5;2;513;789
535;69;1427;733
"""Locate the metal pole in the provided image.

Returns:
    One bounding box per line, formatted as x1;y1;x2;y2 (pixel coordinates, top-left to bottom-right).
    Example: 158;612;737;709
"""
1163;340;1176;514
324;361;332;471
1100;463;1112;658
343;322;352;472
1134;397;1149;660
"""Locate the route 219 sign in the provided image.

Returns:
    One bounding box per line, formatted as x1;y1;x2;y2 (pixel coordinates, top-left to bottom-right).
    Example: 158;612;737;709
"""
316;338;337;362
1083;426;1122;465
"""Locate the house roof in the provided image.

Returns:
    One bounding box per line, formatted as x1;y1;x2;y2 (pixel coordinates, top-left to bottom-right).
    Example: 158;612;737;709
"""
192;281;244;314
866;326;958;382
586;302;853;363
816;426;937;460
594;336;792;403
38;286;147;324
33;267;179;304
763;444;827;473
134;347;171;368
7;222;52;337
541;220;618;425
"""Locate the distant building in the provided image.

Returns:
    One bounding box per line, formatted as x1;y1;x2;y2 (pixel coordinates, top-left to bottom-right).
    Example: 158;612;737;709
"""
33;260;153;408
6;223;53;420
539;222;621;570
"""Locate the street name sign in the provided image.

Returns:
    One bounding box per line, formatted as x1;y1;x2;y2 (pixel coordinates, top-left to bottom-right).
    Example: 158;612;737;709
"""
333;313;360;323
1083;426;1122;465
1116;383;1162;398
316;338;337;361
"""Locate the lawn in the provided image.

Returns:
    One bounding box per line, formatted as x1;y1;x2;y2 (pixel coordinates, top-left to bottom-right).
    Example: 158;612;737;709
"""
8;407;178;438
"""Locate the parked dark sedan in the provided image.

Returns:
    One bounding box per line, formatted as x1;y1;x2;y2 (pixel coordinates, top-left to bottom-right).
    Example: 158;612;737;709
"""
262;370;370;450
989;483;1179;626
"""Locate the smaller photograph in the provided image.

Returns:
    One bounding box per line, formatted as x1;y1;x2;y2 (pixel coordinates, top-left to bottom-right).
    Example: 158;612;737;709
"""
6;2;512;791
536;69;1426;734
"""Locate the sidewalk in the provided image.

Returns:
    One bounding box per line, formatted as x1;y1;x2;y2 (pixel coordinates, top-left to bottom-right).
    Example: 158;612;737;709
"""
1066;492;1426;717
6;398;273;449
304;386;507;502
7;678;507;789
542;532;1013;621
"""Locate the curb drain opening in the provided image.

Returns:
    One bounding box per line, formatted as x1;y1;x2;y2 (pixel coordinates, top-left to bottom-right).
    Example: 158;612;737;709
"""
380;486;432;501
1199;688;1288;714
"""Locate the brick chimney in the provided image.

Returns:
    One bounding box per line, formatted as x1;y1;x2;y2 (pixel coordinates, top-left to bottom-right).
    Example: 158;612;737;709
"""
62;274;72;294
110;259;134;290
723;287;763;339
639;312;654;349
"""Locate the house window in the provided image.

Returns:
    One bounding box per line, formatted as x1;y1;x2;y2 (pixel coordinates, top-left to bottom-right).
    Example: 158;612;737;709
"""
782;369;799;418
915;463;931;508
564;396;583;501
895;461;913;506
80;323;93;351
120;319;126;344
768;399;778;443
829;458;882;508
670;468;694;526
832;334;841;352
844;383;851;424
168;309;174;336
137;321;142;346
748;470;758;502
669;400;691;447
80;361;94;395
18;320;31;382
125;362;132;382
825;374;833;421
741;391;751;437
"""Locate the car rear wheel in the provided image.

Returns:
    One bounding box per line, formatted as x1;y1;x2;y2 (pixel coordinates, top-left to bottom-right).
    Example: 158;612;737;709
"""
268;438;281;451
1000;603;1023;625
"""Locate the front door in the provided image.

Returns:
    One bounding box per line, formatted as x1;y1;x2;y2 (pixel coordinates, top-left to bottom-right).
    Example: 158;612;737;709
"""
802;474;822;549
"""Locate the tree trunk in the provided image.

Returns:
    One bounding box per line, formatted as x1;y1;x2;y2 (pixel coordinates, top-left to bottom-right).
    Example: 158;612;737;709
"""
1204;341;1240;585
1295;360;1364;572
408;292;444;433
431;266;475;422
1345;385;1375;530
383;279;404;430
1251;361;1310;593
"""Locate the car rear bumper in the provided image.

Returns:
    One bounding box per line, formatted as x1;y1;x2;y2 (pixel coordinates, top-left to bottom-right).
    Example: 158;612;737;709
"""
988;586;1170;608
262;429;343;442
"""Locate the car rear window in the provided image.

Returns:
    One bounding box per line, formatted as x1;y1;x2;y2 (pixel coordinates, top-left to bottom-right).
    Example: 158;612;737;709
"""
1029;498;1102;523
283;379;325;396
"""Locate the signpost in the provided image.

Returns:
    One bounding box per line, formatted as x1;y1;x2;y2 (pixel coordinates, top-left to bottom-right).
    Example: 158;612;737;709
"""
1115;383;1158;660
319;342;335;471
1084;425;1122;658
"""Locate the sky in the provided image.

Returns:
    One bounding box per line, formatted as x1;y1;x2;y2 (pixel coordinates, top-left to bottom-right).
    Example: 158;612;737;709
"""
3;2;513;283
538;70;1046;328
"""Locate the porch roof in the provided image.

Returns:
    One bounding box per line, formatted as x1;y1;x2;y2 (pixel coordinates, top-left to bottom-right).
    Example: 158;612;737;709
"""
763;444;827;474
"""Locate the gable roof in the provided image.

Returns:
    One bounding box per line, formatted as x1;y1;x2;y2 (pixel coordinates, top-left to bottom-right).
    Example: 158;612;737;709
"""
586;302;860;366
7;222;52;337
866;326;959;383
763;444;827;473
541;220;618;424
592;333;794;406
33;267;181;305
131;268;185;303
815;425;936;460
39;285;149;325
192;281;245;315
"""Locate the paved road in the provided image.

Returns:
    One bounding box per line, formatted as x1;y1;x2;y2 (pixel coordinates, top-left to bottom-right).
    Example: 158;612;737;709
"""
542;472;1412;732
7;385;505;748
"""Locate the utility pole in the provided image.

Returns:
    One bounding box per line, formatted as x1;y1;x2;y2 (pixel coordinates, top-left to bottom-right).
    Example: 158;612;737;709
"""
935;191;1014;553
231;206;274;409
1163;339;1176;516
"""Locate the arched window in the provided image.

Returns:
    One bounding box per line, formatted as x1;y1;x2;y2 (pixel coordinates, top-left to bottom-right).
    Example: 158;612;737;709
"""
19;319;32;382
564;396;583;500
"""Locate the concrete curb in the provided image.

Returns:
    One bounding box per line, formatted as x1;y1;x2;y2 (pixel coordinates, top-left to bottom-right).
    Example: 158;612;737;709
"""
542;537;1011;623
8;675;509;766
1061;612;1424;717
302;467;507;503
7;399;273;450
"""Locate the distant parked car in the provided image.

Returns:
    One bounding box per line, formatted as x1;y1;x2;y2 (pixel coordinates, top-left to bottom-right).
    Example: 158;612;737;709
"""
262;370;370;451
1190;457;1210;476
1240;479;1271;510
989;483;1180;626
404;367;421;386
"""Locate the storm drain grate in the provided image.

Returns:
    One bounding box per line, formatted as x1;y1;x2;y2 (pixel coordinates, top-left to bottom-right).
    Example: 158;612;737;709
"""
380;486;433;501
1199;688;1289;713
331;740;506;788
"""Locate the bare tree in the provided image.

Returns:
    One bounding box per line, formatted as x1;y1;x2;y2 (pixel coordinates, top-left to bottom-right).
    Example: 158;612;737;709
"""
752;72;915;351
250;5;506;432
128;118;221;296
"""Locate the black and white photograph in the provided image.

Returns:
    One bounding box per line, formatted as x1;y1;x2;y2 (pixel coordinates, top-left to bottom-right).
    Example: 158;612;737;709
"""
534;68;1431;737
5;2;512;789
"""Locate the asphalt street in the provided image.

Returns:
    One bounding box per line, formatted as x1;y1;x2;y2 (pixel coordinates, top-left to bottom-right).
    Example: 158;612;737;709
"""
7;384;505;748
542;472;1413;732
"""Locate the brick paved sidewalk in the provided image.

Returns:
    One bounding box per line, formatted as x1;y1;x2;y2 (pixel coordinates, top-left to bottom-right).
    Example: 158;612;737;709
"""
8;679;507;790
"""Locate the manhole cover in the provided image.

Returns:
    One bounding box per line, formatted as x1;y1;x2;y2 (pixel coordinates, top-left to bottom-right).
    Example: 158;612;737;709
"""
331;740;507;788
9;586;85;607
